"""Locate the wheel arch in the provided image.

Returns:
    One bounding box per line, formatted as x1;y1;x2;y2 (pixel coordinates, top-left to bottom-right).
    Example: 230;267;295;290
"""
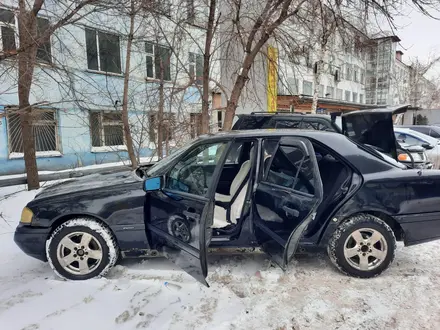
47;213;119;246
320;210;404;245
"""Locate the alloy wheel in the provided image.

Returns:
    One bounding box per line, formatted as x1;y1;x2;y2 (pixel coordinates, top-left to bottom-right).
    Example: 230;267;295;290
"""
56;232;103;275
343;228;388;271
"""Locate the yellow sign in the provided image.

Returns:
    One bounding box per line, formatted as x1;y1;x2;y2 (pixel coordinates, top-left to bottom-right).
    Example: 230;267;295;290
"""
267;46;278;112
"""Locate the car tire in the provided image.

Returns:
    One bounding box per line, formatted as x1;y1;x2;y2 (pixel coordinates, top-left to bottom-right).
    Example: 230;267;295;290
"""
46;218;119;280
327;214;396;278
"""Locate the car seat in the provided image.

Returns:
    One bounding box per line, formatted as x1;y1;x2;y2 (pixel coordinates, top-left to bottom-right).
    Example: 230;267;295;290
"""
215;160;251;203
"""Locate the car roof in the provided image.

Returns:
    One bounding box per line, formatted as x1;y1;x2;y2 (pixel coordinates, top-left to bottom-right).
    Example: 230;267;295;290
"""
199;129;337;139
401;125;440;130
238;112;332;119
394;127;438;143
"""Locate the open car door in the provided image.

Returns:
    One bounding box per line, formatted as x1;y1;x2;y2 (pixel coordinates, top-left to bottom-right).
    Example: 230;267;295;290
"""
341;105;409;160
253;136;323;268
144;141;230;286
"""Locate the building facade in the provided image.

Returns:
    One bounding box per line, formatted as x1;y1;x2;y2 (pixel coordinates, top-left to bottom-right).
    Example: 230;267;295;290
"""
0;1;213;175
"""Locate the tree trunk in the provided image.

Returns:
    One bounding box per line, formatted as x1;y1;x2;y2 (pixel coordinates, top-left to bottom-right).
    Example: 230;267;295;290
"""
201;0;216;134
311;69;320;114
121;0;138;168
223;61;252;131
311;55;325;113
157;63;164;159
17;8;39;190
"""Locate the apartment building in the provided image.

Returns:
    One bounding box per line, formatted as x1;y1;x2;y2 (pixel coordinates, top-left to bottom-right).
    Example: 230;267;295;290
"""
0;1;215;175
276;26;370;113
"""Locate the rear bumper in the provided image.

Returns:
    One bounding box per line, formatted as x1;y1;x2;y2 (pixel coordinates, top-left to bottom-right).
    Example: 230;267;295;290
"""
14;224;50;262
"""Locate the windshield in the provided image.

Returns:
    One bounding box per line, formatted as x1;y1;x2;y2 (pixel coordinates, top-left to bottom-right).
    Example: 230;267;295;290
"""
146;139;195;177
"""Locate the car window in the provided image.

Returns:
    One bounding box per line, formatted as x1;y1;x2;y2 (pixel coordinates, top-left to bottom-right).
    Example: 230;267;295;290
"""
166;142;227;196
429;128;440;138
302;120;335;131
264;145;315;195
411;126;430;135
273;119;301;129
395;132;425;146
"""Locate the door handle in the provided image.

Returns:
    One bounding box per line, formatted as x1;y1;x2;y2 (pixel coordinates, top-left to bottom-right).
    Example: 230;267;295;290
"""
283;206;299;217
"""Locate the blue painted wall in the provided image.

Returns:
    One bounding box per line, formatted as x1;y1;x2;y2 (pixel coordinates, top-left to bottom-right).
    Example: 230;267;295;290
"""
0;107;153;175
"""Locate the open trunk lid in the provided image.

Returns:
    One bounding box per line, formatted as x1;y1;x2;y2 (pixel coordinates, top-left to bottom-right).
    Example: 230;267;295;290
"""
341;105;409;160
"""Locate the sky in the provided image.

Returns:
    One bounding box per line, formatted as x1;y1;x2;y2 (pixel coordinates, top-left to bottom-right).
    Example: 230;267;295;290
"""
390;4;440;77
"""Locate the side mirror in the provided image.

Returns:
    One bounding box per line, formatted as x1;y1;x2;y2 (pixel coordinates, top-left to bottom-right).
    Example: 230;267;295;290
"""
143;176;163;192
422;143;434;150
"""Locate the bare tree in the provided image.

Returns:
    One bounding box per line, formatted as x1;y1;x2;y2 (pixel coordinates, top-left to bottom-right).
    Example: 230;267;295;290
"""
409;55;440;108
121;0;138;168
5;0;104;190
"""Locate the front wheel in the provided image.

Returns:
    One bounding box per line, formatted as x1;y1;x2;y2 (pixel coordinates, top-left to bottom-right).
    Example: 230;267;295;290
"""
327;214;396;278
46;218;119;280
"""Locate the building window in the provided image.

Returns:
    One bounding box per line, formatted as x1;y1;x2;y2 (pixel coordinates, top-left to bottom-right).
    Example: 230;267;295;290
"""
303;81;313;96
186;0;195;23
353;66;358;82
287;78;299;95
336;88;343;100
85;28;121;73
318;84;324;97
146;42;171;81
360;94;364;103
149;112;176;142
190;113;202;138
345;90;351;101
326;86;334;98
36;17;51;63
346;65;352;81
90;111;124;147
353;92;358;103
189;52;203;84
361;70;365;84
0;8;16;54
7;108;59;155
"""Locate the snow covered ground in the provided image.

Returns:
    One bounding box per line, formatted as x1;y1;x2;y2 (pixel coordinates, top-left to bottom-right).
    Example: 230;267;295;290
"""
1;184;440;330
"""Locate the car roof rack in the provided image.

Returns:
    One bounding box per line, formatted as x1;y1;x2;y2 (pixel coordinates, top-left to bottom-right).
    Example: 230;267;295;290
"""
249;111;305;115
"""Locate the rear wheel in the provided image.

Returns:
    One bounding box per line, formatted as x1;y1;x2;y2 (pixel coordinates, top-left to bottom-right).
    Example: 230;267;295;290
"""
327;214;396;278
46;218;119;280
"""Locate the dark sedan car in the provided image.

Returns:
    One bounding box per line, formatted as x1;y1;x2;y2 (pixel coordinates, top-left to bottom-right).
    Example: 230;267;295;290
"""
14;130;440;285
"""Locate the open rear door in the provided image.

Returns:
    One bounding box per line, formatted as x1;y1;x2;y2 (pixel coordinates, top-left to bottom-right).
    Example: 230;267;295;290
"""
144;141;230;286
253;136;323;268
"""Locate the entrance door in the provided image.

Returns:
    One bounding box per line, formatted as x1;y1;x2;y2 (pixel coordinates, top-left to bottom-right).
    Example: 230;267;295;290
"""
253;136;323;268
145;140;230;286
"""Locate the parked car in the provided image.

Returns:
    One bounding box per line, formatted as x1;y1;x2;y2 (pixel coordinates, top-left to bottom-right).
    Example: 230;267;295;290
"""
394;127;440;169
14;129;440;285
398;125;440;140
232;106;432;169
396;142;432;169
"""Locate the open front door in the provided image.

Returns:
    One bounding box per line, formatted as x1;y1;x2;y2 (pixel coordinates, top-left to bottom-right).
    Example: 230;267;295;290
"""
145;141;230;286
253;136;323;268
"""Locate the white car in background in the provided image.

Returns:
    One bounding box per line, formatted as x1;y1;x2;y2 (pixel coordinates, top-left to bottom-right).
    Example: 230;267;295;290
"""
394;127;440;169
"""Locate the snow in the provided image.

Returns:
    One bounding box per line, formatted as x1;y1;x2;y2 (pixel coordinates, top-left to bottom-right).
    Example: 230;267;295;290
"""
2;185;440;329
0;156;157;182
9;151;63;159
